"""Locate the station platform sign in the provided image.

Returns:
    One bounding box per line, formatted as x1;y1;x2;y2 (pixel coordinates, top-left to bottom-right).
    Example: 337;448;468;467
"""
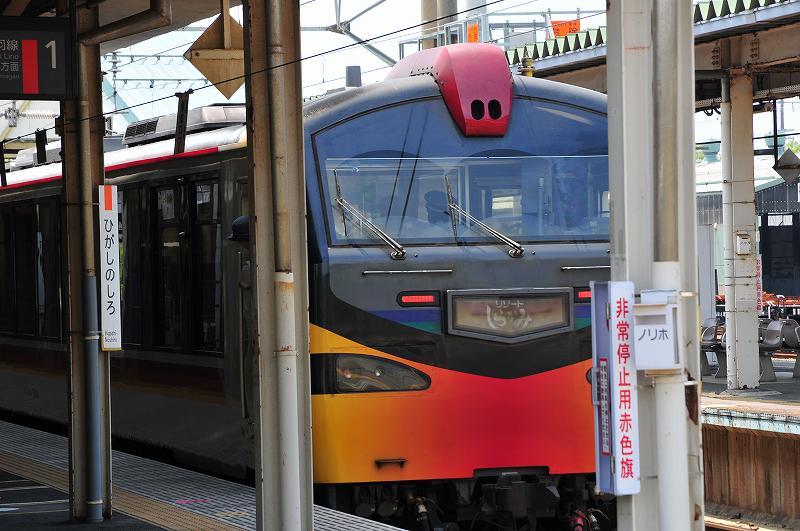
0;17;72;100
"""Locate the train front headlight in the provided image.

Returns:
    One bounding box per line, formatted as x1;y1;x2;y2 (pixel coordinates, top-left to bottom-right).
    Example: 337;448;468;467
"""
335;354;430;393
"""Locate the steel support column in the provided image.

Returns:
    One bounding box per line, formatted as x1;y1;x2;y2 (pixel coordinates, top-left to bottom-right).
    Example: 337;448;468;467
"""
722;72;760;389
64;5;111;523
437;0;456;24
244;0;313;529
608;0;704;529
421;0;437;49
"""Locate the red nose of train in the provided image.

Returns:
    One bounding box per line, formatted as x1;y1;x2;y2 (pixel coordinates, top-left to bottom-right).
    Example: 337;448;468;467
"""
386;43;512;137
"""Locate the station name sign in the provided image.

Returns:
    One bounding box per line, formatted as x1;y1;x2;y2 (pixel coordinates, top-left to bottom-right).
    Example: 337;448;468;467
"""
99;185;122;351
0;17;72;100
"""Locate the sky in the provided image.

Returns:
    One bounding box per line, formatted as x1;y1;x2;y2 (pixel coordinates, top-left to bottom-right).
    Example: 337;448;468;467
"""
295;0;606;96
110;0;798;145
2;1;797;147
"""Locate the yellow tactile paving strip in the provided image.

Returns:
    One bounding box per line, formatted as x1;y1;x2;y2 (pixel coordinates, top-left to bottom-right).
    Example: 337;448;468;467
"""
0;449;244;531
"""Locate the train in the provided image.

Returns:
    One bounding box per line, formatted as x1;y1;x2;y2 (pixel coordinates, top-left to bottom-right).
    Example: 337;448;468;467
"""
0;44;611;530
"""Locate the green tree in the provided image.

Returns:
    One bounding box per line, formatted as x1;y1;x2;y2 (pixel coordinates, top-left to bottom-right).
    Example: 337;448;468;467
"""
786;137;800;155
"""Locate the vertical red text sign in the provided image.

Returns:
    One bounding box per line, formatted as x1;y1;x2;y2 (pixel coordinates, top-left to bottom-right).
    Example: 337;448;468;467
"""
98;185;122;351
608;281;640;494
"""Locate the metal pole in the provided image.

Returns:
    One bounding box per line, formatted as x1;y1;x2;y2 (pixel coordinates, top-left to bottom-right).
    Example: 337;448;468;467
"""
76;5;107;523
722;72;760;389
244;0;312;528
437;0;456;45
609;0;703;529
421;0;437;49
242;0;280;529
651;2;694;529
62;91;88;525
266;1;313;528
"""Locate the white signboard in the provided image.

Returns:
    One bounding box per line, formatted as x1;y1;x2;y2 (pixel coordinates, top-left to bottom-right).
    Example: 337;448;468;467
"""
98;185;122;351
607;281;641;495
633;290;681;370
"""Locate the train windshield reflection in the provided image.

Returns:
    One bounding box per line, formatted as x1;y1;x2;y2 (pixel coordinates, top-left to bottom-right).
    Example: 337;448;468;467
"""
324;155;609;245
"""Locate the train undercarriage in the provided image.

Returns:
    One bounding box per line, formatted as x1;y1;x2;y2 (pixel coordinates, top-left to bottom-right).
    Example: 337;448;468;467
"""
317;471;614;531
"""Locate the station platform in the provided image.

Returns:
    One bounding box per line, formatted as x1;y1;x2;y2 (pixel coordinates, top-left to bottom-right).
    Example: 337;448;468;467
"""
702;357;800;414
701;357;800;529
0;420;400;530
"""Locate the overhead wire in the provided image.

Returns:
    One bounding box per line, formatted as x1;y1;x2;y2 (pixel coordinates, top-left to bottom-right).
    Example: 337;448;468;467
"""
4;1;600;144
301;0;549;92
104;0;548;97
3;0;507;143
107;0;543;79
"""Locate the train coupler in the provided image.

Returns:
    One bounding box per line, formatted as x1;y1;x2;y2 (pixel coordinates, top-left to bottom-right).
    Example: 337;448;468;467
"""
480;472;560;520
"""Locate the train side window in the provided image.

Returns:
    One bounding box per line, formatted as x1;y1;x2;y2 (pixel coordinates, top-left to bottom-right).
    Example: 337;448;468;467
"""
158;188;176;221
36;202;61;339
155;186;183;348
14;205;36;335
120;188;143;345
0;208;14;333
193;181;222;352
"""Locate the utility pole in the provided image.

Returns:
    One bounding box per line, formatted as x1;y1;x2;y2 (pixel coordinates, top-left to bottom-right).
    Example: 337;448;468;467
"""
61;4;111;523
244;0;313;529
607;1;704;529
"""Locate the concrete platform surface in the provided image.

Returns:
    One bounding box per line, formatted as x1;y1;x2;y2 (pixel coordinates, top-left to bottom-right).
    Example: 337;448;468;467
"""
702;358;800;434
0;420;401;530
0;469;160;530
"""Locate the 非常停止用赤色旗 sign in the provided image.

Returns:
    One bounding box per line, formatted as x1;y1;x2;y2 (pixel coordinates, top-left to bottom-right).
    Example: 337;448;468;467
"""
0;17;72;100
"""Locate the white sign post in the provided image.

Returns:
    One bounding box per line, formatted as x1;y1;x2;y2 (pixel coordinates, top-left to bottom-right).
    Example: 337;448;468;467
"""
98;185;122;351
591;281;641;496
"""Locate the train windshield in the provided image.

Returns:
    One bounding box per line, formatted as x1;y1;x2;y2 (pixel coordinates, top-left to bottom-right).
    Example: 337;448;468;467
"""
324;155;608;245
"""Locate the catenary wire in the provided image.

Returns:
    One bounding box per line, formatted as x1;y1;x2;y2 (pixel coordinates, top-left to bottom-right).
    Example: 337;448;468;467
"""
2;0;505;143
3;1;597;144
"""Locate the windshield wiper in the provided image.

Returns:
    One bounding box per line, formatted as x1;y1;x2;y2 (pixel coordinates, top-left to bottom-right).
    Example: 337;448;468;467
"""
333;171;406;260
444;176;525;258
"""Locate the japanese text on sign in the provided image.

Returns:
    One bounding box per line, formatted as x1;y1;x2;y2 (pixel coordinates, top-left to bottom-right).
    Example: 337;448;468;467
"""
0;18;72;100
598;357;611;456
634;291;681;370
467;22;479;43
609;282;640;494
592;282;641;495
551;19;581;38
756;255;763;312
98;185;122;351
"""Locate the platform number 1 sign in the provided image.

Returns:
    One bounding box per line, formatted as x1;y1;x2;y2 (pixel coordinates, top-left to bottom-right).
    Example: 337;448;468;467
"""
0;17;72;100
99;185;122;351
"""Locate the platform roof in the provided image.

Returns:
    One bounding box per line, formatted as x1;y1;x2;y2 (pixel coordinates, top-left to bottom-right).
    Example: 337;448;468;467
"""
506;0;800;104
0;0;240;51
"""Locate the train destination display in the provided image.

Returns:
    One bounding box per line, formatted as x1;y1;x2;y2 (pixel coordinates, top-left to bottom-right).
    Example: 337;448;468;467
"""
0;17;71;100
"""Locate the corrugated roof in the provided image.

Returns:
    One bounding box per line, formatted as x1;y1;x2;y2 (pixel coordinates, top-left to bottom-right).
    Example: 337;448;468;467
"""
507;0;797;66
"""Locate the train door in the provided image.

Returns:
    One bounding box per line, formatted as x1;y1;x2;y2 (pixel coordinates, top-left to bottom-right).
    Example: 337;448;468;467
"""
153;178;223;354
